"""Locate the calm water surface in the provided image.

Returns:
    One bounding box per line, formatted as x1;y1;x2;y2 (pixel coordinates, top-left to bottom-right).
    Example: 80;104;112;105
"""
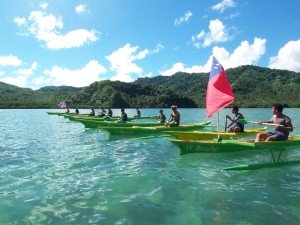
1;108;300;225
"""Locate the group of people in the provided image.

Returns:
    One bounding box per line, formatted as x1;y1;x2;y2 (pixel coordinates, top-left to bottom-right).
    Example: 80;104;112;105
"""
73;102;293;142
87;107;113;118
226;104;293;142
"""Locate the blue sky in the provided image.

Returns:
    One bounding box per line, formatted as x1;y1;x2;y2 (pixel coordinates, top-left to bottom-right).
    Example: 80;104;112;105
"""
0;0;299;89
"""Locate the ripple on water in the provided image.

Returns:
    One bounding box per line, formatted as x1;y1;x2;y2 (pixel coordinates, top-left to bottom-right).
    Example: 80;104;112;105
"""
1;109;300;225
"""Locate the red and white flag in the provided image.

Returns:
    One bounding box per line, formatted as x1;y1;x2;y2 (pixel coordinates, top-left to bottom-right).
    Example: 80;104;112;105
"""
206;57;234;118
58;101;67;109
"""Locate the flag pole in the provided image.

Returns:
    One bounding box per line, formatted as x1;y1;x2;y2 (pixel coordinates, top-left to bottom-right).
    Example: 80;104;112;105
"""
217;111;220;140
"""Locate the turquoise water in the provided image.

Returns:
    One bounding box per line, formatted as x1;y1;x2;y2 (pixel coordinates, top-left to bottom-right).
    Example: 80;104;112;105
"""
1;108;300;225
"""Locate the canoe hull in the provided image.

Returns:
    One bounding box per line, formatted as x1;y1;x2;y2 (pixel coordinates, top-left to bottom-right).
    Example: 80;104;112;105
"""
170;137;300;155
77;120;161;128
165;127;267;140
98;121;212;135
65;114;155;122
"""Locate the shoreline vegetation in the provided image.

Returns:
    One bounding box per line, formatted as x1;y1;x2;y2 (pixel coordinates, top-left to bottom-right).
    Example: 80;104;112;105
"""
1;65;299;109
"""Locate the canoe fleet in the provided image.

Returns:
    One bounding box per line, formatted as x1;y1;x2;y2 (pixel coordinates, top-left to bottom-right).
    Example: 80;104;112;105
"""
48;111;300;152
49;58;300;170
47;109;300;170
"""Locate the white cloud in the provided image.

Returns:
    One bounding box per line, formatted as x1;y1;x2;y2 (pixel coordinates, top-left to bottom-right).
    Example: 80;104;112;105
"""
40;2;48;10
0;71;5;76
14;68;34;76
46;29;98;49
268;40;300;72
174;11;193;26
212;38;267;68
160;38;266;75
152;43;165;54
15;10;98;49
0;55;22;66
212;0;236;13
191;19;231;48
40;60;107;87
31;61;38;70
106;43;155;82
14;17;26;26
159;62;210;76
0;75;28;87
75;4;88;14
13;61;38;76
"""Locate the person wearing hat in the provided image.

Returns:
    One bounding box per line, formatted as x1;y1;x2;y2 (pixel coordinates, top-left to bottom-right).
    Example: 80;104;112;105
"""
165;105;180;127
156;109;166;123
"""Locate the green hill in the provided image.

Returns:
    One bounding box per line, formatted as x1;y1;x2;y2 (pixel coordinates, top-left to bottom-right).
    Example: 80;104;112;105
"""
0;82;81;108
134;65;300;107
0;65;299;108
69;80;196;108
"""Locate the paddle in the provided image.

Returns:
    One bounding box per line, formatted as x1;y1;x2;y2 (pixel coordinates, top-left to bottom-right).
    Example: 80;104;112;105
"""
225;117;228;132
237;119;283;127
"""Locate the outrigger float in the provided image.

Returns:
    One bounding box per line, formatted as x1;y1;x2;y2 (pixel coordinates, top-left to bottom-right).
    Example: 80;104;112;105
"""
170;135;300;170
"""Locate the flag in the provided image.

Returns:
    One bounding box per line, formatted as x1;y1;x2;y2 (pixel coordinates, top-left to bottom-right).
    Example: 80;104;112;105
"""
206;57;234;118
58;101;67;109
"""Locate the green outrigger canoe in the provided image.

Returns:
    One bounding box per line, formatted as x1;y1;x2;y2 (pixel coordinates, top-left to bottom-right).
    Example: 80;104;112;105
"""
170;135;300;155
64;114;156;122
164;127;267;140
47;112;90;116
76;119;162;128
98;121;212;135
47;112;73;115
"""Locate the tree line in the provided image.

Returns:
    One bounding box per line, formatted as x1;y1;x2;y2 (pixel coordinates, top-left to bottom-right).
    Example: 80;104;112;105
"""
0;65;299;109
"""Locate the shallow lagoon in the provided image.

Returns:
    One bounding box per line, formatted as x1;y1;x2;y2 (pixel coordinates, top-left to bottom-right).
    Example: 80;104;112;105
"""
1;108;300;225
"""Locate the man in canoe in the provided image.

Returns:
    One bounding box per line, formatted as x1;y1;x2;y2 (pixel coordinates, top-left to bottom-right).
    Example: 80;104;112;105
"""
165;105;180;127
156;109;166;123
134;107;141;118
226;106;244;132
90;107;95;116
107;107;113;118
116;108;128;123
98;107;106;117
255;103;293;142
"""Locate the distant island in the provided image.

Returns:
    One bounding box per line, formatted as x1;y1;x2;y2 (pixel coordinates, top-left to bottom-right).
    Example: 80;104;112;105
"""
1;65;299;109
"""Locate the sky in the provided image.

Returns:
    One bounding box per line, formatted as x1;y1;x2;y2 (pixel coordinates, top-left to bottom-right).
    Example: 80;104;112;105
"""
0;0;299;90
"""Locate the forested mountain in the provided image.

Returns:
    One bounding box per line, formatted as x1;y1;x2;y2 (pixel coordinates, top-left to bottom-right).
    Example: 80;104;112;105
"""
69;80;196;108
0;65;299;109
134;65;300;107
0;82;81;108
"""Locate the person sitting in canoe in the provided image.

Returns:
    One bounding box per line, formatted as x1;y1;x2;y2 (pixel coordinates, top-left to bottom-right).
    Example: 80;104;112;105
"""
116;108;128;123
134;107;141;118
98;107;106;117
156;109;166;123
255;103;293;142
165;105;180;127
75;108;79;114
65;108;70;113
226;106;244;132
89;107;95;116
107;107;113;118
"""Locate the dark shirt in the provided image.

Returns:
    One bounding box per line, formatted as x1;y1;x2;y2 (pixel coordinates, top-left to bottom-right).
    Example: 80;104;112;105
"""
107;109;113;117
120;112;128;121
